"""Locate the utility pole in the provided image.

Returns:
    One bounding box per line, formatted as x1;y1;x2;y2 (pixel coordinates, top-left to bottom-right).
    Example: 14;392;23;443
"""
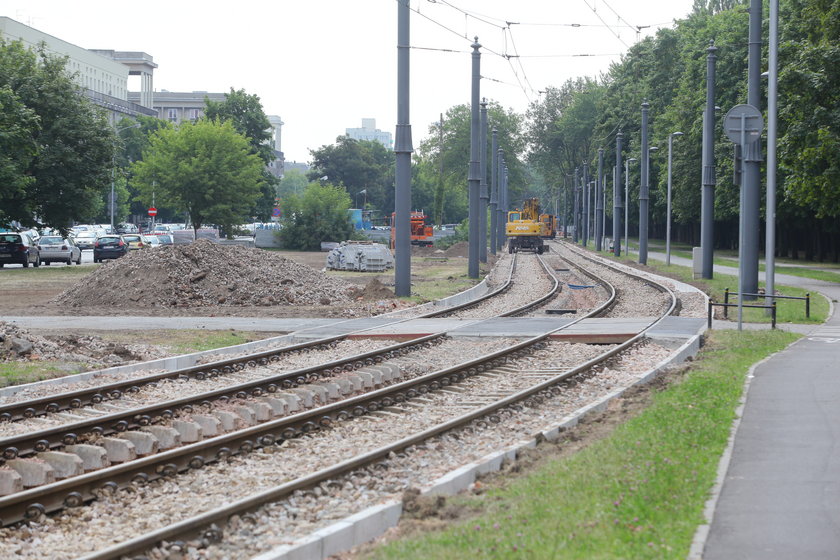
582;162;589;247
573;167;580;243
468;38;481;279
394;0;413;296
766;0;779;310
496;149;506;251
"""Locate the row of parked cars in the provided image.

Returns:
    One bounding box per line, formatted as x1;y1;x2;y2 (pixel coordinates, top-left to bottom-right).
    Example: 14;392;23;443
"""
0;226;175;268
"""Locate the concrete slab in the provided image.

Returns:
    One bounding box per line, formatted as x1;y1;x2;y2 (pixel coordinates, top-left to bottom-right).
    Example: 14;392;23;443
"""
172;420;203;443
119;431;159;456
191;415;222;437
64;444;109;471
99;437;137;463
37;451;84;478
142;425;180;450
0;468;23;495
6;458;56;487
213;410;245;431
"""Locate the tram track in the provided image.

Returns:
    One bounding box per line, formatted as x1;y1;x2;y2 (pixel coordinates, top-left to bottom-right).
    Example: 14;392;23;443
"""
0;248;689;559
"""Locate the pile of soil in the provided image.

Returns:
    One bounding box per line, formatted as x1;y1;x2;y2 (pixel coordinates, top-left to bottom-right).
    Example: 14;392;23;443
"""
0;321;168;365
53;240;361;309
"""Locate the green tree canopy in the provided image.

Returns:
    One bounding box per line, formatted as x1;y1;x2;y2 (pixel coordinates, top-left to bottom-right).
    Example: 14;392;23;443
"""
277;182;355;251
0;38;115;232
204;87;277;221
130;120;265;237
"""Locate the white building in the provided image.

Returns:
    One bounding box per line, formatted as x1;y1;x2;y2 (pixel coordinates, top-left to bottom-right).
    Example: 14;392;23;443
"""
345;118;393;151
0;17;157;123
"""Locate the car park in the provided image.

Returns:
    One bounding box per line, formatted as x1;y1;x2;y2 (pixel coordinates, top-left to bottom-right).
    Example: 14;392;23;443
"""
93;235;129;262
73;231;99;250
0;232;40;268
37;236;82;265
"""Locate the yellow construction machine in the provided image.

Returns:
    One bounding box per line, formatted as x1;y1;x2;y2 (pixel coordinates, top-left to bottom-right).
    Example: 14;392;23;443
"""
506;198;549;254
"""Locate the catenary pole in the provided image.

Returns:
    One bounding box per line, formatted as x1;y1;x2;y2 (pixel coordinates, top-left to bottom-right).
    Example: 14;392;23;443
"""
490;128;498;255
766;0;778;310
743;0;763;296
701;41;717;279
595;148;604;251
479;99;488;263
666;131;683;265
614;132;623;256
467;38;481;279
639;100;650;265
394;0;413;296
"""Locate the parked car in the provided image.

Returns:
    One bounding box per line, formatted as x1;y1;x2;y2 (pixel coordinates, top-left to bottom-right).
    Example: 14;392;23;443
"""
143;235;162;248
0;232;40;268
116;223;138;234
156;234;175;246
74;231;99;250
93;235;129;262
121;234;148;250
37;236;82;265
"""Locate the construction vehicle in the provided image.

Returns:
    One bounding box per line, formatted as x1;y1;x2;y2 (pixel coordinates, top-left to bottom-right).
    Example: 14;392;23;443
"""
506;198;549;254
389;211;434;250
539;213;557;239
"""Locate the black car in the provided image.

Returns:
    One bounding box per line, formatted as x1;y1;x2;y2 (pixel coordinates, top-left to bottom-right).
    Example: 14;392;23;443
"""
0;232;41;268
93;235;129;262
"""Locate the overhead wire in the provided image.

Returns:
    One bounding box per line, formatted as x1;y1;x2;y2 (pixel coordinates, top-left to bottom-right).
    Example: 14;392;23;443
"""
578;0;631;48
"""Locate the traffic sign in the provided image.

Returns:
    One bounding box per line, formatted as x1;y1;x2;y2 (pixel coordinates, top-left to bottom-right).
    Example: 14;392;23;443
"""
148;207;157;216
724;104;763;144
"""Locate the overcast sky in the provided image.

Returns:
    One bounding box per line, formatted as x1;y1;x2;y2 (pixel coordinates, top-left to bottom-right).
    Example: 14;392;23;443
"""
5;1;695;163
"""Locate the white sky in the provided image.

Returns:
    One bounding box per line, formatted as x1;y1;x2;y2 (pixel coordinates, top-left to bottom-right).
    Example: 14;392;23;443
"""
4;0;695;163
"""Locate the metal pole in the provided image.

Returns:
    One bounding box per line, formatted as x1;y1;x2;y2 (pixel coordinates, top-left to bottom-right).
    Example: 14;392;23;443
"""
595;148;604;251
582;162;589;247
496;150;506;251
738;112;746;331
666;131;683;266
394;0;413;297
743;0;763;296
490;128;498;255
625;158;635;254
639;100;650;265
766;0;778;311
479;99;488;263
614;132;623;256
573;167;579;243
468;38;481;279
701;41;717;279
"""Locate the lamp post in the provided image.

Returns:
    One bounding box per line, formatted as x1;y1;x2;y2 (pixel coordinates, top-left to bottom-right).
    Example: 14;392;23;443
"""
666;132;683;265
624;157;637;254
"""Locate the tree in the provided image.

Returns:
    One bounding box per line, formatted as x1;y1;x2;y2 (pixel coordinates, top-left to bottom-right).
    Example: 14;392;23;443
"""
204;88;277;221
130;120;265;238
0;38;115;232
277;182;356;251
277;169;309;198
307;136;395;222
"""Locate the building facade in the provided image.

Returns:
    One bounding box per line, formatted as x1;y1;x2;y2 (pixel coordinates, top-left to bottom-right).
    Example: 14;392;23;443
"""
345;118;393;151
0;17;157;123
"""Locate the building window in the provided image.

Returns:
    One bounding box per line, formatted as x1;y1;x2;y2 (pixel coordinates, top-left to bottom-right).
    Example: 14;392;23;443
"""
168;109;178;122
189;109;200;122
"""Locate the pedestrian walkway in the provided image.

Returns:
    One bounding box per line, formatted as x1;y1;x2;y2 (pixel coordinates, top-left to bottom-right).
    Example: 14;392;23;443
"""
656;252;840;559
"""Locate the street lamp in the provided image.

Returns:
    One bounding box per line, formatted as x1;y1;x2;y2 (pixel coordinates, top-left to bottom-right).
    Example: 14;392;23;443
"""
666;132;684;265
624;157;637;253
111;122;141;232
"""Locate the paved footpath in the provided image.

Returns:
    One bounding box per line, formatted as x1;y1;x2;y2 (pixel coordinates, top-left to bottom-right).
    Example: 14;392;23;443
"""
642;251;840;559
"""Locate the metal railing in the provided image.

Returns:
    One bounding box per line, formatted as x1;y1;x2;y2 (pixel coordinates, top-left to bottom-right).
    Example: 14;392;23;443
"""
708;299;776;330
724;288;809;318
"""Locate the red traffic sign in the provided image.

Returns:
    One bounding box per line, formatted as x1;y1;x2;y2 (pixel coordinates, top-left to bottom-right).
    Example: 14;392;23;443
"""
148;207;158;216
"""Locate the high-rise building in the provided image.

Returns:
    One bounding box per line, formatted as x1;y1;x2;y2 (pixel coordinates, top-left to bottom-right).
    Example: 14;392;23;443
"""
345;118;393;151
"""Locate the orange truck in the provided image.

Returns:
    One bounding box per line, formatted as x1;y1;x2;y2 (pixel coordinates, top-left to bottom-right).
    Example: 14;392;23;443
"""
390;211;434;249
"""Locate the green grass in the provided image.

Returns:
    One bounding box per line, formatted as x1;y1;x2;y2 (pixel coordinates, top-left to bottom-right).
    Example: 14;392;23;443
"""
408;264;483;302
363;330;798;560
0;361;91;388
164;330;266;354
656;249;840;284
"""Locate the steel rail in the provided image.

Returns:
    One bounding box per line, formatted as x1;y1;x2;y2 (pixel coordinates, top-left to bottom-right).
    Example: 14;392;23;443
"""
0;334;445;460
73;259;676;559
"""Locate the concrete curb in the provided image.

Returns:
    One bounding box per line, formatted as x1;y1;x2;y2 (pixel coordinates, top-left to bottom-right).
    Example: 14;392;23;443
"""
254;329;705;560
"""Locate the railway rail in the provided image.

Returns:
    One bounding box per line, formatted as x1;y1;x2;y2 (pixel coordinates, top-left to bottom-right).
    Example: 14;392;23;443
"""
0;249;686;559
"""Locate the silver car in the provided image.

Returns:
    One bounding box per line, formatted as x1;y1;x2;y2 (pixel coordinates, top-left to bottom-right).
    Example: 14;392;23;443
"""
73;231;98;250
37;236;82;265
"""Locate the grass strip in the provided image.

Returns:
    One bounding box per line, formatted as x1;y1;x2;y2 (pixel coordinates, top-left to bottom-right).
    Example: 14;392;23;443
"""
364;330;798;560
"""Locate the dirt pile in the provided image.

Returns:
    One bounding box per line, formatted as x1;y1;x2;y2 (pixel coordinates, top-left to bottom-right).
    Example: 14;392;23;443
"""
0;321;167;365
53;240;361;309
